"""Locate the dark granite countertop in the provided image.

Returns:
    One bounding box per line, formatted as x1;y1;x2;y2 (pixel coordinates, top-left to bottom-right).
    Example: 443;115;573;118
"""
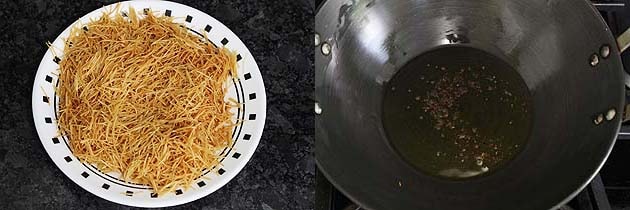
0;0;314;209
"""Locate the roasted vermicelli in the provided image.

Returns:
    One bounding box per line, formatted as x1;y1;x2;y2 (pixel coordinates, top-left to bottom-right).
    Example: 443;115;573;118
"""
56;8;237;195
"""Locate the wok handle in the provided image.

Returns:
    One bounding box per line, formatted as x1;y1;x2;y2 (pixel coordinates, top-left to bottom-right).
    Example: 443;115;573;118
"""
617;28;630;86
617;28;630;122
617;27;630;53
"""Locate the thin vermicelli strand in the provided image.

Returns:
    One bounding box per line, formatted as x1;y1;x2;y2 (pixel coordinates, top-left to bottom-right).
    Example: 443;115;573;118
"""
56;8;237;195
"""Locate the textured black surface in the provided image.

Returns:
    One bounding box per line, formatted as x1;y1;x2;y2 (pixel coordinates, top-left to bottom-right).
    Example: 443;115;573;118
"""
0;0;314;209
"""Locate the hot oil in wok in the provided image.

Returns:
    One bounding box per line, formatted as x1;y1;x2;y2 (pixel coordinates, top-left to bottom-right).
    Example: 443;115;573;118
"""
383;46;532;179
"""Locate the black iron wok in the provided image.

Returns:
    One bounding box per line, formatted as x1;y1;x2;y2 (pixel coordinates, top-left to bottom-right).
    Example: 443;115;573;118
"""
314;0;627;209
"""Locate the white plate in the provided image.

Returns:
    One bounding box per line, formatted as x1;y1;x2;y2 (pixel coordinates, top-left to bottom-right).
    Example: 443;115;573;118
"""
31;0;266;207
